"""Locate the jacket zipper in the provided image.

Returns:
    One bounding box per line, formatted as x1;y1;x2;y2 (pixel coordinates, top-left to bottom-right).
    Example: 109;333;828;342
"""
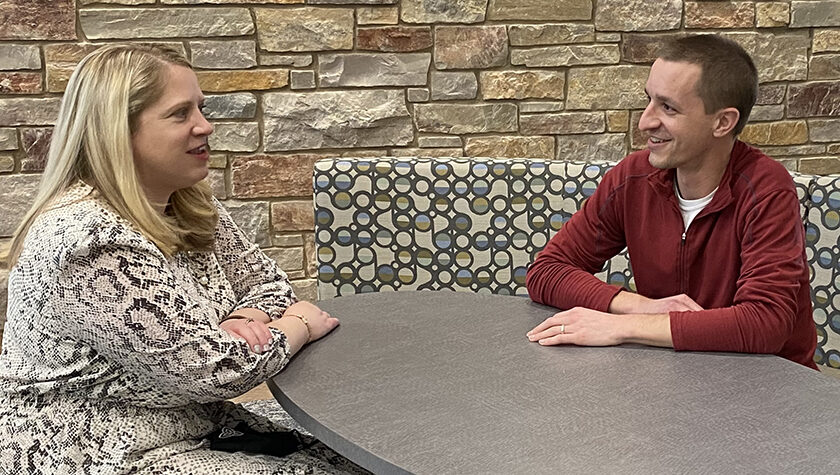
679;230;687;294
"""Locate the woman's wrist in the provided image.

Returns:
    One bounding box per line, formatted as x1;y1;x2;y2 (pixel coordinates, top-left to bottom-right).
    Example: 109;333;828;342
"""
281;313;311;343
223;307;270;324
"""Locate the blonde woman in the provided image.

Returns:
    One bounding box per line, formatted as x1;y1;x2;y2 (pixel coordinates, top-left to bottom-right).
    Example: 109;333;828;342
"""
0;45;365;474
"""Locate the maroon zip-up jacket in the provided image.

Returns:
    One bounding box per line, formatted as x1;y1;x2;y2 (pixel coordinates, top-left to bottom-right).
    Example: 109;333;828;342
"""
527;141;817;369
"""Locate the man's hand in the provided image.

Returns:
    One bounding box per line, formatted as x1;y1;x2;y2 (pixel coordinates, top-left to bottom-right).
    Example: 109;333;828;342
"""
609;291;703;315
527;307;674;348
527;307;626;346
221;318;273;354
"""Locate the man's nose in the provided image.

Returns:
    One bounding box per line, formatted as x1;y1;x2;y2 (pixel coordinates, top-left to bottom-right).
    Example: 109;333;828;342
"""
638;103;658;131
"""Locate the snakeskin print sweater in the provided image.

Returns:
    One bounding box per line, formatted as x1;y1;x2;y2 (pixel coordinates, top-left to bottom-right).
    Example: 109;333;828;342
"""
0;183;300;473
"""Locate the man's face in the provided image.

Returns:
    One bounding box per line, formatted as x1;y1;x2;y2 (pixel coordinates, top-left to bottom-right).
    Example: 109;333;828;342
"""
639;59;719;172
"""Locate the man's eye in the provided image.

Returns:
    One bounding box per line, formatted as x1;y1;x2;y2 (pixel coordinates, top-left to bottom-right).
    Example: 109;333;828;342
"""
662;103;674;112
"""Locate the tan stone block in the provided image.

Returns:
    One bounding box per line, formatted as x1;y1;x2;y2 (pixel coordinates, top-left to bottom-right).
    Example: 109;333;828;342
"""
272;200;315;232
749;104;785;122
0;98;61;126
808;119;840;142
390;148;463;157
263;247;304;273
45;42;186;92
809;55;840;80
621;32;688;64
207;169;226;199
685;2;755;28
607;110;629;132
0;0;76;40
556;133;626;162
80;8;254;39
756;2;789;27
488;0;592;20
256;7;353;52
722;31;809;82
799;158;840;175
304;233;317;278
434;26;508;69
232;153;330;199
414;103;517;134
511;45;619;67
790;1;840;28
480;70;565;100
357;6;399;25
567;66;649;110
196;69;288;92
630;110;646;150
162;0;301;3
814;30;840;53
0;156;13;173
80;0;155;4
595;0;682;32
520;112;605;135
0;128;16;151
828;143;840;154
0;73;41;94
401;0;487;24
508;24;594;46
464;136;554;159
418;135;462;148
338;150;389;158
259;54;313;67
0;174;41;236
291;278;317;302
209;154;226;169
740;121;809;146
763;144;826;157
272;233;305;247
0;44;41;70
357;26;432;52
519;102;564;113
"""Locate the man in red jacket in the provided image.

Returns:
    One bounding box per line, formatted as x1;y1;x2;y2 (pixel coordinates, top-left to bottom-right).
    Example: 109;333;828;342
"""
525;35;817;369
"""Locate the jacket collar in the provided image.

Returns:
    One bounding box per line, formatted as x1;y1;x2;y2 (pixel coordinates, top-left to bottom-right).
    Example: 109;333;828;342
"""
646;140;751;214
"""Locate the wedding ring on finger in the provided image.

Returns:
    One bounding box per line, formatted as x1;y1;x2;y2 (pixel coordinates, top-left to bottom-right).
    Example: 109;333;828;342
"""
559;323;565;334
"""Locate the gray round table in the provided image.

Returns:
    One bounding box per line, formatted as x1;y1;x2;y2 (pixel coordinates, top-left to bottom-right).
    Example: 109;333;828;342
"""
269;291;840;474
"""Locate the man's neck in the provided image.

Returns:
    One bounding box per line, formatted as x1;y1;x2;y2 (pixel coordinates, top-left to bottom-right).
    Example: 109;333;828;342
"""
674;140;735;199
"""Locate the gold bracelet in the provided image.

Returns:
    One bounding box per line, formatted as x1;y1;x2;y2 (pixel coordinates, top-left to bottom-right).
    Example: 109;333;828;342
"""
283;313;311;343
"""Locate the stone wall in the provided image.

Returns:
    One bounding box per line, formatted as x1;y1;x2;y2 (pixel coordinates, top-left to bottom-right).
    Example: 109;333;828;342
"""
1;1;839;339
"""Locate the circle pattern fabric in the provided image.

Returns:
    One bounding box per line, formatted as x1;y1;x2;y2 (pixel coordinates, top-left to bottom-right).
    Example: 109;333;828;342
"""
804;174;840;369
314;157;630;299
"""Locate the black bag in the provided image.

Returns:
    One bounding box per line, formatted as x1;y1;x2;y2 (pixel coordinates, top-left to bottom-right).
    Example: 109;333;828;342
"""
207;422;314;458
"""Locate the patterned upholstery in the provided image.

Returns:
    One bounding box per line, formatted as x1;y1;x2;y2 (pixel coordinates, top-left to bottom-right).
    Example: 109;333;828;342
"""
313;157;629;299
804;175;840;369
313;157;837;369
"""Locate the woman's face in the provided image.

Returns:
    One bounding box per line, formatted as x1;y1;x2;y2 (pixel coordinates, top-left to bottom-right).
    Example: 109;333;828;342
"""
131;64;213;208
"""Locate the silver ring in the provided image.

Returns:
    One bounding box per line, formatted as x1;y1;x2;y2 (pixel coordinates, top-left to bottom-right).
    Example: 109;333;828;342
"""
559;323;565;334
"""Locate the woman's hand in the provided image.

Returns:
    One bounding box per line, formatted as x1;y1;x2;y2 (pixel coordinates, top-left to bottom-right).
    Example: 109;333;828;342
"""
221;317;273;354
281;301;340;343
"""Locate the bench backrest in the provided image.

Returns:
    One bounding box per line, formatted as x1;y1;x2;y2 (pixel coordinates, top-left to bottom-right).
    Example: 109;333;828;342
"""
314;157;835;369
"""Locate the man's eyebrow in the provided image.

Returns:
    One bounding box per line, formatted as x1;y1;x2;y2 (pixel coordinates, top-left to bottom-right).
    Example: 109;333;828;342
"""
645;89;682;108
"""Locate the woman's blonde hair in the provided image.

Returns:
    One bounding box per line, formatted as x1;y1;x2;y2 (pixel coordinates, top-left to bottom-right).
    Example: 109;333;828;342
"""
3;44;218;267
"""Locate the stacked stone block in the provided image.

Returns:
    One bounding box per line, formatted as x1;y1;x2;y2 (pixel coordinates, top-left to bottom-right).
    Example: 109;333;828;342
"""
1;0;840;341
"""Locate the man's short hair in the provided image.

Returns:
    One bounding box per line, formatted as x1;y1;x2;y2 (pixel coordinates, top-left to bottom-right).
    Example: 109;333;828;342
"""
658;35;758;136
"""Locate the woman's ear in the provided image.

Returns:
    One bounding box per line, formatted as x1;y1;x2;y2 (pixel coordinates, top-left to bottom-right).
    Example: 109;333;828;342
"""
712;107;740;138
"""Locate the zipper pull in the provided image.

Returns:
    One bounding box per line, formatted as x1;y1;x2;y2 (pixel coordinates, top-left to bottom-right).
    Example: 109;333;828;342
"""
681;231;686;243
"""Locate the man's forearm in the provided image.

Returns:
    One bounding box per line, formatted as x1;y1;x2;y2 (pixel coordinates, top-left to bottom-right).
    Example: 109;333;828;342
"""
618;313;673;347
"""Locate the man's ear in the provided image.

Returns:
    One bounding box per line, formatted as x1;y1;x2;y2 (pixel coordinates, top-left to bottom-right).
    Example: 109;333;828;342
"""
712;107;740;138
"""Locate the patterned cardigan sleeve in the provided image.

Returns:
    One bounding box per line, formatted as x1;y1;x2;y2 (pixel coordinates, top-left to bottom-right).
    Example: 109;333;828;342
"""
211;198;299;319
48;211;292;402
